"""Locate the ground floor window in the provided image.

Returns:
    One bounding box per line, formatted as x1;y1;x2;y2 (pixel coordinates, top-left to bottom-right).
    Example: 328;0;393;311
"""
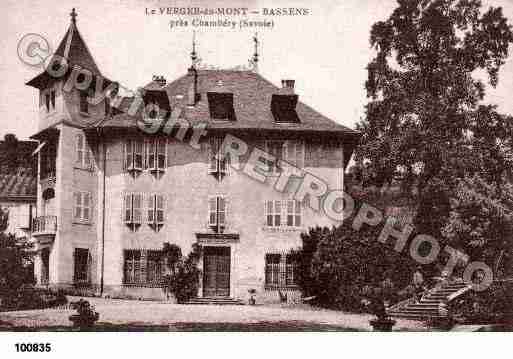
265;253;299;288
41;248;50;285
73;248;91;286
123;249;164;286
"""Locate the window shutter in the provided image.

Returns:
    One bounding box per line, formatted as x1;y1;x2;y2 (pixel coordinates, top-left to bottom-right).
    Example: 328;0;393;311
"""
274;200;282;226
295;200;301;227
208;138;218;173
123;193;132;223
74;192;82;220
125;141;133;171
156;194;164;224
287;200;294;226
146;139;155;170
157;139;166;170
265;201;272;226
133;193;142;224
83;192;91;221
147;194;155;223
297;140;305;169
134;140;143;170
218;196;226;226
76;134;84;166
208;197;217;226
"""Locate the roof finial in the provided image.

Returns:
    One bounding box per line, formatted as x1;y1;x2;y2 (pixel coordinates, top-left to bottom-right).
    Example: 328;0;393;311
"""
191;30;198;66
249;32;259;72
70;8;77;24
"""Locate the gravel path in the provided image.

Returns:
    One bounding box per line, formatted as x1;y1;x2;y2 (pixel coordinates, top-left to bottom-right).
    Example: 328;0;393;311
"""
0;296;428;331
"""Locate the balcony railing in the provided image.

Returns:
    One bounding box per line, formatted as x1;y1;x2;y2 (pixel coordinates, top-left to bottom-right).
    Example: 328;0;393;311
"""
32;215;57;235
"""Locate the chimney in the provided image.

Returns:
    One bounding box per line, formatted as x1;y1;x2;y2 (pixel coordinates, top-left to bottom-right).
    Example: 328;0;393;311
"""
187;66;198;106
153;75;166;87
281;79;295;94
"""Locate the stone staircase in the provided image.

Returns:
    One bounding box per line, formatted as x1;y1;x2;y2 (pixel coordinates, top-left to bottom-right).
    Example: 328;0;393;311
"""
185;297;245;305
387;281;472;320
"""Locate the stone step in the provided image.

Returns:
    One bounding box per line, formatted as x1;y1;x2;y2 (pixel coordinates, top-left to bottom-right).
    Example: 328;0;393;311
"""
185;297;244;305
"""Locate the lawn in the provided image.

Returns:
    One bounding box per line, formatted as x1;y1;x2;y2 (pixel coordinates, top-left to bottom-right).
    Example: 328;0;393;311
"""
0;296;428;332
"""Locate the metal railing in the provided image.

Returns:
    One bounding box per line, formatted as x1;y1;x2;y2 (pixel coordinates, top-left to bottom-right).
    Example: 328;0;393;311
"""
32;215;57;234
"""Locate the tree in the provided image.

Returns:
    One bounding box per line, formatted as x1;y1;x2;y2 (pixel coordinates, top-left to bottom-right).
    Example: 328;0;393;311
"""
357;0;513;237
162;243;201;303
442;175;513;276
0;208;35;307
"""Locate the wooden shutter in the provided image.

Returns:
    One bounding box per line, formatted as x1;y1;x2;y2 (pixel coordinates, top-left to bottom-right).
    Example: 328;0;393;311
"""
156;194;165;224
295;200;301;227
208;197;217;226
134;140;143;170
125;141;133;171
133;193;142;224
274;200;282;226
208;137;218;173
146;139;156;170
157;139;166;170
147;194;155;223
123;193;132;223
76;134;84;166
218;196;226;227
83;192;91;221
287;200;294;226
265;201;273;226
73;192;82;220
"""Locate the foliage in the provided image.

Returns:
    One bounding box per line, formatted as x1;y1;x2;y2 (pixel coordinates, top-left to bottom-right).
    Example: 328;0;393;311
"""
162;243;202;303
0;208;35;307
442;176;513;274
295;222;419;312
0;134;37;174
356;0;513;266
69;299;99;329
450;281;513;323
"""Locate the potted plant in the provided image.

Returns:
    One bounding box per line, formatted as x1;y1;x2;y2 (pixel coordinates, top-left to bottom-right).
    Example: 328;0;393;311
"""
369;297;396;331
248;289;256;305
69;299;99;330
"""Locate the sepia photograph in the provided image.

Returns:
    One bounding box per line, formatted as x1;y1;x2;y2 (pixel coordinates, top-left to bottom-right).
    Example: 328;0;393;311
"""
1;0;513;355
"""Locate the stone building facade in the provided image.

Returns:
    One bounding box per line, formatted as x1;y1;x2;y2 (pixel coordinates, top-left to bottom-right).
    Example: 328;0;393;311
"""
26;10;360;302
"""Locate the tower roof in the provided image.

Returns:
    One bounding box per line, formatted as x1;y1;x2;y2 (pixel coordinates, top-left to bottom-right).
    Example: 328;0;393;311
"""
26;8;101;89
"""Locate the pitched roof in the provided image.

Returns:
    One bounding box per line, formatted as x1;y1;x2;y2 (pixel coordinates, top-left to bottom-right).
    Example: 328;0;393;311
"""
26;14;101;89
97;70;361;139
0;172;37;202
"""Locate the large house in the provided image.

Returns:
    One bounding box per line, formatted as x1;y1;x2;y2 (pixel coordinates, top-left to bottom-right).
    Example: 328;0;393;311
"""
26;9;360;302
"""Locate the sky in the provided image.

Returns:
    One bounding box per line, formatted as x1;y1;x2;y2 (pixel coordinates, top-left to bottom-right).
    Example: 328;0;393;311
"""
1;0;513;140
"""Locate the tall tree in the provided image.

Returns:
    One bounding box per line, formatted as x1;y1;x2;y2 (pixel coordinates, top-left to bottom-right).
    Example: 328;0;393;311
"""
357;0;513;237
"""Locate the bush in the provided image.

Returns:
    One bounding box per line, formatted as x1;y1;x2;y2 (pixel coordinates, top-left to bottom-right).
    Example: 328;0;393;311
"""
0;287;68;311
451;281;513;324
162;243;201;303
69;299;99;329
295;222;418;312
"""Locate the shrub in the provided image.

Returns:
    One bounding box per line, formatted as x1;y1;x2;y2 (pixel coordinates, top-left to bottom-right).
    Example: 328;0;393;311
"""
69;299;99;329
295;221;418;312
162;243;202;303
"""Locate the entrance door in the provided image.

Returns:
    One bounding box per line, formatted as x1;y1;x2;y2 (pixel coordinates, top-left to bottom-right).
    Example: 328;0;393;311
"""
203;247;230;297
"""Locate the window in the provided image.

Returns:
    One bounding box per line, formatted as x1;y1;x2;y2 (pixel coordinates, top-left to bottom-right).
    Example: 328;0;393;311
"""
73;248;90;285
147;193;165;229
50;90;56;110
123;193;142;228
124;139;144;172
145;138;166;172
208;136;228;177
264;140;304;174
79;91;88;113
266;200;282;227
266;200;301;227
73;191;92;223
265;253;299;288
124;249;164;286
208;195;227;232
76;133;92;169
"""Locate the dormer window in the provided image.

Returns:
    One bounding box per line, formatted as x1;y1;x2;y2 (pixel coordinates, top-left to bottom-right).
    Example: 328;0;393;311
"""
271;94;299;123
207;92;235;121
